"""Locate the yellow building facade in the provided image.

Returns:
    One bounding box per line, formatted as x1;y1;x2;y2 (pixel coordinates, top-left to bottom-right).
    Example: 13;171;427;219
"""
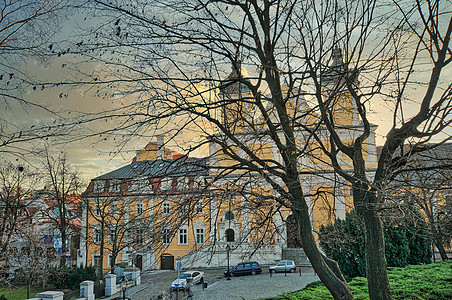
78;49;378;272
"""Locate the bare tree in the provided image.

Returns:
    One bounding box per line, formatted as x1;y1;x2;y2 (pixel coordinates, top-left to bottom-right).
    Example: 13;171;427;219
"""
37;146;82;266
50;0;452;299
389;144;452;261
0;159;38;281
0;0;69;154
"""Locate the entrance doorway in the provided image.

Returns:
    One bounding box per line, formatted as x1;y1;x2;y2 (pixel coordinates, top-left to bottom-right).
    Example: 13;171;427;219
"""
160;254;174;270
286;215;302;248
135;255;143;270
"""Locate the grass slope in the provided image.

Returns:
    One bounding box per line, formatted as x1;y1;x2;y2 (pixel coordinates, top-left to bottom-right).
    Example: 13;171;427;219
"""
264;261;452;300
0;287;44;300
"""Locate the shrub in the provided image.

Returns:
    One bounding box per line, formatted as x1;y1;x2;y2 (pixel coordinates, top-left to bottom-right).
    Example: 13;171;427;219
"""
319;207;431;278
46;266;96;290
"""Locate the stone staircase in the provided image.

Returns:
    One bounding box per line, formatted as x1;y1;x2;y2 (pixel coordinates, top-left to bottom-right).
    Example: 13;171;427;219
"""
282;248;311;266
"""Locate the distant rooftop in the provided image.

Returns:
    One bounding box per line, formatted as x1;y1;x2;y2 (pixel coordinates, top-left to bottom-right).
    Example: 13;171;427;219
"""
94;157;209;180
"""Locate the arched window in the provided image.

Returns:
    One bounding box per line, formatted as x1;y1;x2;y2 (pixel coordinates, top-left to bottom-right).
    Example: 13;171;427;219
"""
226;228;235;242
225;210;235;221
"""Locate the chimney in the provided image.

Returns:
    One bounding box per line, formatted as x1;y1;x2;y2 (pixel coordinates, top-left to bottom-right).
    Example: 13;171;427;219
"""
156;134;165;159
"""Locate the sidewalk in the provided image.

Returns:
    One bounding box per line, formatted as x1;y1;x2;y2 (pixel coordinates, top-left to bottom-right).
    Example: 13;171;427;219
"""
103;282;150;300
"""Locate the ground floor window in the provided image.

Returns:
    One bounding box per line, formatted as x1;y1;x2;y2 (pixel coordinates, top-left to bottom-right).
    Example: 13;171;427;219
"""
196;228;204;244
179;228;188;245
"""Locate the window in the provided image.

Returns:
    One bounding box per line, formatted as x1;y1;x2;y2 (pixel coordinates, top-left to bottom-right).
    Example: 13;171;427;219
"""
92;254;101;267
107;255;115;267
162;202;170;215
177;177;189;191
226;228;235;242
225;210;235;221
108;227;115;244
196;200;203;214
160;178;173;191
135;229;144;245
335;95;347;114
162;228;171;245
192;176;202;190
109;180;121;193
95;204;101;217
136;202;143;216
196;228;204;245
93;228;101;244
111;201;118;216
179;201;187;215
179;228;188;245
93;181;104;194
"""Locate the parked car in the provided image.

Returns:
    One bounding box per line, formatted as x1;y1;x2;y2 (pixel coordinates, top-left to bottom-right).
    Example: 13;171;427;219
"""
224;261;262;277
171;270;205;290
269;260;296;273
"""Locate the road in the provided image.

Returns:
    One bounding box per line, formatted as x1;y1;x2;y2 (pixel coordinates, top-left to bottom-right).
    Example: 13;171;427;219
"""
131;267;319;300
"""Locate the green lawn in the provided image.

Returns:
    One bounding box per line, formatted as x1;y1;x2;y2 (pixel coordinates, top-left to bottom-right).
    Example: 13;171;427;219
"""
0;287;44;300
263;261;452;300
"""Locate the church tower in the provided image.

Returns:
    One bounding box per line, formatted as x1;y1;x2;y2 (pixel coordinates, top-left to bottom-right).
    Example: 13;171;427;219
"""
218;63;253;133
322;48;360;127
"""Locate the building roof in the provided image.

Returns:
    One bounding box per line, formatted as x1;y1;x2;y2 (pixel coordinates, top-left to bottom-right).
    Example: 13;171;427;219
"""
93;157;209;180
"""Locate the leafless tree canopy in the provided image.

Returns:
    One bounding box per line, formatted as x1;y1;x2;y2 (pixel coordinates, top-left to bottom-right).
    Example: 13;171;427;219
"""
43;0;452;299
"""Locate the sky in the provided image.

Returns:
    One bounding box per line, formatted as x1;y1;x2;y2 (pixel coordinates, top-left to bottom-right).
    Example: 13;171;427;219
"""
1;1;451;187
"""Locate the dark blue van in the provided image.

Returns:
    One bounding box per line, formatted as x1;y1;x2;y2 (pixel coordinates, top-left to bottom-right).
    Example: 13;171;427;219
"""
225;261;262;277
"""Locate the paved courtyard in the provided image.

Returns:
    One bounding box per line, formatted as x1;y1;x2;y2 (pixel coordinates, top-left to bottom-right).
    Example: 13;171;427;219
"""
130;267;319;300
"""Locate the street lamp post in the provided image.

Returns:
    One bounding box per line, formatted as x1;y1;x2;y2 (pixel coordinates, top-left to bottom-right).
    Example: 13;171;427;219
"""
226;244;231;280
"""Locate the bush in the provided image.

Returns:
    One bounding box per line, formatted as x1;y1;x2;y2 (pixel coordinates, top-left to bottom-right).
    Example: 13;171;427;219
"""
319;207;432;278
46;266;96;290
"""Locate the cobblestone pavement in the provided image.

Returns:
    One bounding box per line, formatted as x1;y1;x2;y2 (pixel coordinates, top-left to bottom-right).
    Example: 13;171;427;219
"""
131;267;319;300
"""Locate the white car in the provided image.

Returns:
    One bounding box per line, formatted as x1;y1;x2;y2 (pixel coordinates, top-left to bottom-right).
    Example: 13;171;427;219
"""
269;260;296;273
171;270;205;290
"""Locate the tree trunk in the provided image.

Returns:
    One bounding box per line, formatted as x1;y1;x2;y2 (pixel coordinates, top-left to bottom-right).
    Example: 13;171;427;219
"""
432;225;449;261
293;208;353;300
361;208;393;300
435;240;449;261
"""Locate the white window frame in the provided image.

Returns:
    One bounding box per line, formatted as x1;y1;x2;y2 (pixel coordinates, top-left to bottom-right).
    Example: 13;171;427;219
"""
93;228;101;244
135;229;145;245
179;201;187;215
136;202;143;216
160;178;173;191
107;254;116;267
92;254;101;267
162;201;170;215
93;181;104;194
178;228;188;245
95;204;101;217
108;227;115;244
196;228;205;245
196;200;203;214
162;228;171;245
109;179;121;193
177;177;189;191
192;176;202;190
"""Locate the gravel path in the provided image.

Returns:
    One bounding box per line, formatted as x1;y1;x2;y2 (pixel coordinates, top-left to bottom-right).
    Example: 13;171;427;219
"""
131;268;319;300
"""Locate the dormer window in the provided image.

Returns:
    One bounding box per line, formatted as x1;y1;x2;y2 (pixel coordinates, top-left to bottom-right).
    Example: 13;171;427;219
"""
93;181;104;194
177;177;189;191
160;178;173;191
109;180;121;193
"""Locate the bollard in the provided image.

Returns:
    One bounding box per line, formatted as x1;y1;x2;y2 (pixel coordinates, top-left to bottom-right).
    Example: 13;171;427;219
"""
270;270;272;277
299;268;302;276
